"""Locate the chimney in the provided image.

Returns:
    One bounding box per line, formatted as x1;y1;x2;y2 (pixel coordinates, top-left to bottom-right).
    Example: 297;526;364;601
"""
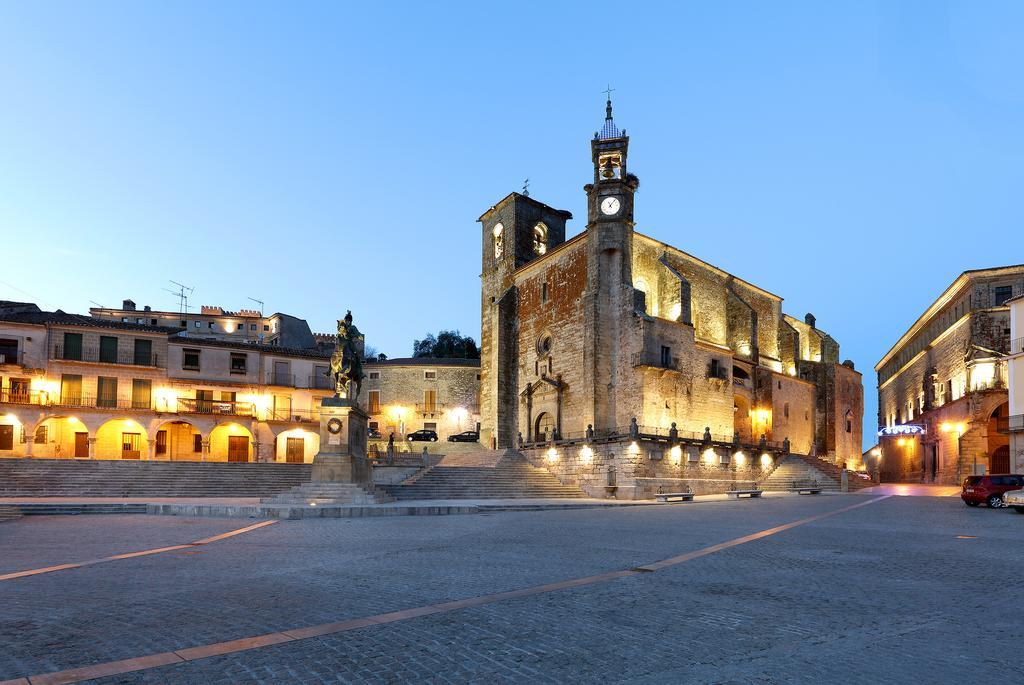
804;313;816;328
143;305;152;312
123;299;136;311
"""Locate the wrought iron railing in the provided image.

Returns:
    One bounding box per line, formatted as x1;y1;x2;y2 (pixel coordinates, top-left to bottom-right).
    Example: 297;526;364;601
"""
177;397;254;416
51;344;162;368
267;408;319;423
0;389;45;405
263;371;333;390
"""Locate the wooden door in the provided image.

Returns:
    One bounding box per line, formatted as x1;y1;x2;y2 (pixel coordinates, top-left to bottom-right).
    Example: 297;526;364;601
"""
227;435;249;462
285;437;305;463
0;424;13;451
74;432;89;458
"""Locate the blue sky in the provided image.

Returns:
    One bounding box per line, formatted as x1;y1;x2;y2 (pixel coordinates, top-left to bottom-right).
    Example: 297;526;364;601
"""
2;1;1023;449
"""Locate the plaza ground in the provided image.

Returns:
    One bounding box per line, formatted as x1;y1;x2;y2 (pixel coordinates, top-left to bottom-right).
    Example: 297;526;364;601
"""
1;488;1020;684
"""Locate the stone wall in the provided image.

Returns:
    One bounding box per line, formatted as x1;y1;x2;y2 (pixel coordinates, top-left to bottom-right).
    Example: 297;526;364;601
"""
521;439;777;499
363;361;480;439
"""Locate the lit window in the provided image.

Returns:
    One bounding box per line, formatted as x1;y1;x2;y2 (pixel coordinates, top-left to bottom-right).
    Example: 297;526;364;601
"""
493;223;504;260
532;223;548;255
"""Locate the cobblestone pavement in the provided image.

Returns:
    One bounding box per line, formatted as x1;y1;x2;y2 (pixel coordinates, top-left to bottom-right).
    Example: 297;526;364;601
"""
1;494;1021;684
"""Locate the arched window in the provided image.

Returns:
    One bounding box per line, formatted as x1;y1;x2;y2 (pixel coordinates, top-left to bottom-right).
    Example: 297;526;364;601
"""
492;223;504;260
532;223;548;255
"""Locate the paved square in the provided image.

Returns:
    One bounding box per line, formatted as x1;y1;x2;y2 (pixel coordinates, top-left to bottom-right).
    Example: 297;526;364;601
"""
1;493;1020;684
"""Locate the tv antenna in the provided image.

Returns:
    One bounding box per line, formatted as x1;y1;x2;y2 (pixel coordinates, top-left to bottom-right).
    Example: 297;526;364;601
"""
89;300;106;309
247;297;264;316
163;280;194;314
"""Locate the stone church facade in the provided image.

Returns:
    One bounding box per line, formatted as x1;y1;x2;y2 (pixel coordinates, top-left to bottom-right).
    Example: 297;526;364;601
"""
479;100;863;473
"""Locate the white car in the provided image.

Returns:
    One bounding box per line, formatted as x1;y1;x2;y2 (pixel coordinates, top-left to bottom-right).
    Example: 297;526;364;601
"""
1003;489;1024;514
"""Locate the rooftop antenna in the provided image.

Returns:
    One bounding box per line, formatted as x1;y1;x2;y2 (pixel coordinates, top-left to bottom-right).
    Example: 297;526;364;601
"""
247;297;264;316
89;300;106;309
164;280;194;314
522;178;530;197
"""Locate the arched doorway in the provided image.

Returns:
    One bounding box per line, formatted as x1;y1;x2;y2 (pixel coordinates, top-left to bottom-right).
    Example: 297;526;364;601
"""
274;428;319;463
32;416;90;459
96;419;148;460
209;422;253;462
154;420;203;461
988;402;1010;472
991;445;1010;474
534;412;555;442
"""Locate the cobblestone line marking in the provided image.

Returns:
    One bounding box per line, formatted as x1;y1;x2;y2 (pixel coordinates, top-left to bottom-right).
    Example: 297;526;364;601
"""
6;497;890;685
635;495;891;572
0;520;277;583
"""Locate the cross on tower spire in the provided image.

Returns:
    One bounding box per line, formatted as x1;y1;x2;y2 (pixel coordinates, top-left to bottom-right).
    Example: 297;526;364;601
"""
522;178;530;197
603;85;615;120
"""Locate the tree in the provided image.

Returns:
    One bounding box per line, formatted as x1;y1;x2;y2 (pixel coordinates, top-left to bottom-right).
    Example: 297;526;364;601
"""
413;330;479;359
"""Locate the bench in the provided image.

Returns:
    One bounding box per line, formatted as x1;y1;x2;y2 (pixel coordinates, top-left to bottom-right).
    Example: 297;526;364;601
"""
794;487;821;495
655;492;694;503
726;489;763;499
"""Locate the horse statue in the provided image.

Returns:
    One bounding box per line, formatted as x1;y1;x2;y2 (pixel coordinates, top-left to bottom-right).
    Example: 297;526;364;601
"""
330;310;364;400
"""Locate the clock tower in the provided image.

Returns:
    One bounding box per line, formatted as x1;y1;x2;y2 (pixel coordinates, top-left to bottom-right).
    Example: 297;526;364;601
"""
582;95;638;433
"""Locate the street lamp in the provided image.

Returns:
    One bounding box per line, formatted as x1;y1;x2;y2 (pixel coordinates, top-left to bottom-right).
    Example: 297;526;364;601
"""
941;422;967;481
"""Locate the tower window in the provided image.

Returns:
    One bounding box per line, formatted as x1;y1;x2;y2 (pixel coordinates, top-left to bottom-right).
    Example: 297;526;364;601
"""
533;223;548;255
541;283;548;303
492;223;504;260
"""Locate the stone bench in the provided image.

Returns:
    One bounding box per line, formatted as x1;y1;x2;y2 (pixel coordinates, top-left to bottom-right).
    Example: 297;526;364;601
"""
793;487;821;495
655;492;694;503
726;489;763;499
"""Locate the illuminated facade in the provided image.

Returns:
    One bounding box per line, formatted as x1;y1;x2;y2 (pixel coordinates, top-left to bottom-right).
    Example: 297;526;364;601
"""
1006;294;1024;472
0;305;333;462
0;303;484;461
363;358;480;442
875;265;1023;483
479;99;862;468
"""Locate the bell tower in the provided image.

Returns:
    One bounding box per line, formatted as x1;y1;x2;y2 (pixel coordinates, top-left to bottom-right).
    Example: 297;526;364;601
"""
583;93;639;433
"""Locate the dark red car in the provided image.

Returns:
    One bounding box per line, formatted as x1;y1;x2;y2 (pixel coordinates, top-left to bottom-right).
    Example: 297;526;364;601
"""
961;474;1024;508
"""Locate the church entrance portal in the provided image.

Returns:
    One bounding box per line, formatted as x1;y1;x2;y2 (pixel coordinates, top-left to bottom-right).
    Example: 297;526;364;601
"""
535;412;555;442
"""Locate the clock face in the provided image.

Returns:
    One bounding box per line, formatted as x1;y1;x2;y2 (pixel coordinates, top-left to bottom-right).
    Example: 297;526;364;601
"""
600;196;621;216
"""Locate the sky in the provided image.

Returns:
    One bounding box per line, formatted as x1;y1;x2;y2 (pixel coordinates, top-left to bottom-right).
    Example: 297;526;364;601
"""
1;1;1023;451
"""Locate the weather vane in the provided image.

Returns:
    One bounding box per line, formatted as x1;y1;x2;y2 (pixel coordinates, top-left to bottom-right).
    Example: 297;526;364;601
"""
522;178;530;196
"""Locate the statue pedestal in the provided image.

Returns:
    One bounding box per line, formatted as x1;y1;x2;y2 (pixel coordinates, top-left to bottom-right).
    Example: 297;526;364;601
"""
312;397;370;484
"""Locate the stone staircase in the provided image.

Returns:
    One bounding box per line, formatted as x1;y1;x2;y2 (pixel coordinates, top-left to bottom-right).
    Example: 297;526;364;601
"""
760;454;873;492
0;459;312;497
261;481;394;506
383;451;586;500
0;505;23;522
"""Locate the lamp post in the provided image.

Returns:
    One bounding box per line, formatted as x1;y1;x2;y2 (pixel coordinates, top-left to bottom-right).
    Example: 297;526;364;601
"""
941;422;966;482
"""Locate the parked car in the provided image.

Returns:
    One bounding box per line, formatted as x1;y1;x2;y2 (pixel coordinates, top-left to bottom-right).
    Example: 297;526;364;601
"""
407;429;438;442
447;430;479;443
1003;489;1024;514
961;475;1024;508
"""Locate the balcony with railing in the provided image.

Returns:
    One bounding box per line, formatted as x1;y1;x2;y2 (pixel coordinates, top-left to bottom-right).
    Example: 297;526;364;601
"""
51;344;162;368
0;390;152;411
631;351;682;371
176;397;254;417
264;371;333;390
0;389;45;406
266;408;319;423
